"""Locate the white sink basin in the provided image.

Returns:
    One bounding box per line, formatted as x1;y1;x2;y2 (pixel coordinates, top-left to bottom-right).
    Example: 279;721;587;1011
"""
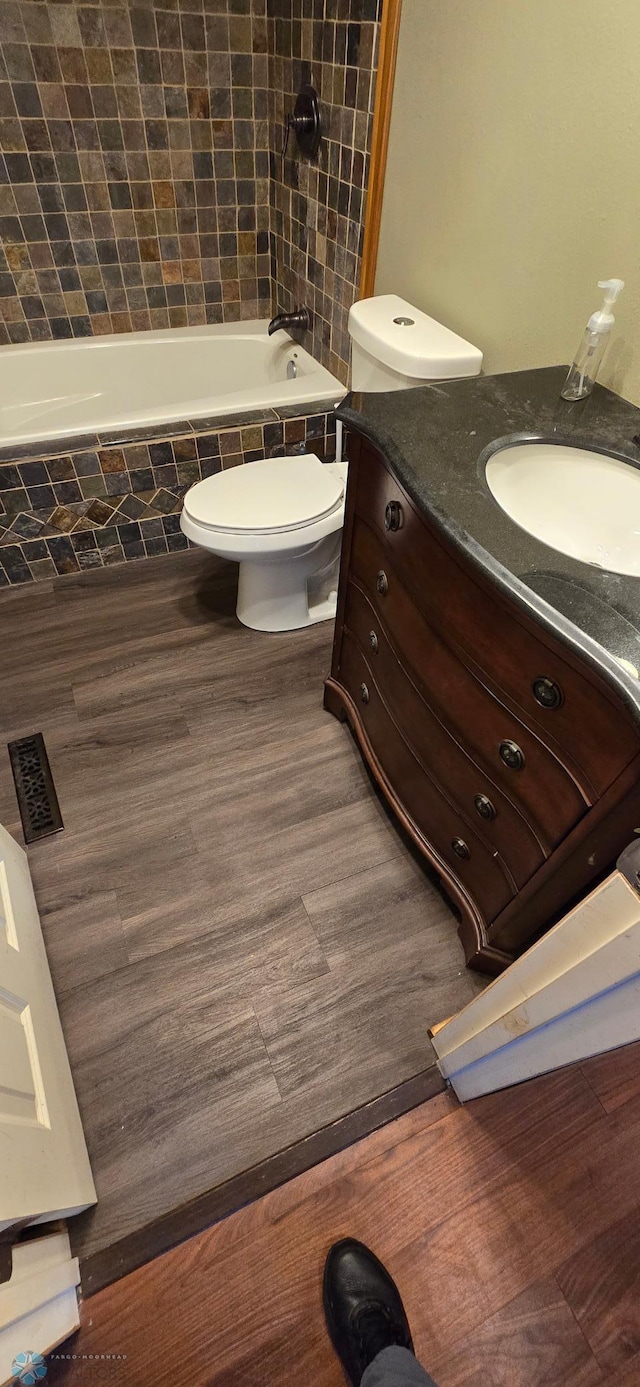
485;442;640;577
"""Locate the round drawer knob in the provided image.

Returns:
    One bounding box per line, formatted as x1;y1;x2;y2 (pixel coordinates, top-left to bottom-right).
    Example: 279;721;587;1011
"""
384;500;403;532
474;793;497;821
499;739;525;771
452;837;470;860
369;630;379;653
376;570;389;596
360;682;370;704
532;676;564;710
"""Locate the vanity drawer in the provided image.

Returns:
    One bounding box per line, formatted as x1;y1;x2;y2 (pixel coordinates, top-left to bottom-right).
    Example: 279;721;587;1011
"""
353;439;640;797
338;631;514;924
349;516;588;848
343;580;546;887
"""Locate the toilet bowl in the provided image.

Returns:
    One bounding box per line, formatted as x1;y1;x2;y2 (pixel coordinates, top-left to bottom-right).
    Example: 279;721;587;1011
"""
180;453;347;632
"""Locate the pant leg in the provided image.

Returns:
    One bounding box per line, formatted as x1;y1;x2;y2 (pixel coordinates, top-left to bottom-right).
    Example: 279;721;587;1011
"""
361;1345;439;1387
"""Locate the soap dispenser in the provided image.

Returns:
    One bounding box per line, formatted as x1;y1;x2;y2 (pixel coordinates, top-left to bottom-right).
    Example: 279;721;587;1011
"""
561;278;624;401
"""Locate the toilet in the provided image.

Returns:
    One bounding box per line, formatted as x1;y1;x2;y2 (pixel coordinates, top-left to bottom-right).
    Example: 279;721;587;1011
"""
180;295;482;632
181;454;347;633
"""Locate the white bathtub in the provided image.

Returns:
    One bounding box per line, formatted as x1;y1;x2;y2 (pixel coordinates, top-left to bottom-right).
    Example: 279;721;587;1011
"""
0;321;345;448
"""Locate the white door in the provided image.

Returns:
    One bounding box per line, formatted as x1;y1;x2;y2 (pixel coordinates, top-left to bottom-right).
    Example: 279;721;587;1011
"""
0;825;95;1234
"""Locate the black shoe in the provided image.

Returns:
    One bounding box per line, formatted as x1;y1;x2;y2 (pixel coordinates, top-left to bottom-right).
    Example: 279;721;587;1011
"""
323;1238;414;1386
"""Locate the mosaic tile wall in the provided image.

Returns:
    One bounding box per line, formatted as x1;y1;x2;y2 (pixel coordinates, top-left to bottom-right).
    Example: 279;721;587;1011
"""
0;403;337;584
0;0;272;343
267;0;382;384
0;0;383;371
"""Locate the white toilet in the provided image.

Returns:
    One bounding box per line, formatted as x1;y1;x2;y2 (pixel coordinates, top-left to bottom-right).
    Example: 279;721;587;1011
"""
181;453;347;633
180;296;482;632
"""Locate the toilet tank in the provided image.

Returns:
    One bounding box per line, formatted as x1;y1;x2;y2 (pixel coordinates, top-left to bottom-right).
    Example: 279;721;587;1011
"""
349;294;483;392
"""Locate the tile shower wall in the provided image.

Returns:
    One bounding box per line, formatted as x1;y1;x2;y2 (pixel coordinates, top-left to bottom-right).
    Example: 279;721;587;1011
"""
0;0;271;343
267;0;382;384
0;0;383;367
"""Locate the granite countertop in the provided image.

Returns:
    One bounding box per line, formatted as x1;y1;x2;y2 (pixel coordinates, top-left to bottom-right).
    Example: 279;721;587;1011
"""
338;364;640;719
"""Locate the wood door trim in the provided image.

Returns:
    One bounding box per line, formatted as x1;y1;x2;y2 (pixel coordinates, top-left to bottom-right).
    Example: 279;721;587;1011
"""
76;1062;446;1298
359;0;404;298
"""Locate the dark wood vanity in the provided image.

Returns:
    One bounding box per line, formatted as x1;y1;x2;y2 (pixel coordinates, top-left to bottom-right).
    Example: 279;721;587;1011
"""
325;428;640;973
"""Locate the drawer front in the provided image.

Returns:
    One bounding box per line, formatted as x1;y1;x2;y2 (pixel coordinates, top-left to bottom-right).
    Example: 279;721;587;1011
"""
343;580;547;887
350;516;587;848
338;631;515;924
353;438;639;796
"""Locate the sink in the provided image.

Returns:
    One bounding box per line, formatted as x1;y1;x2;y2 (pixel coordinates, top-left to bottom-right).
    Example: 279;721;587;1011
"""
485;442;640;577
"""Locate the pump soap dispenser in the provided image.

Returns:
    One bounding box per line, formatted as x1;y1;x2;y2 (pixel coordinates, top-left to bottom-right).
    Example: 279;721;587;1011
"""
561;278;624;401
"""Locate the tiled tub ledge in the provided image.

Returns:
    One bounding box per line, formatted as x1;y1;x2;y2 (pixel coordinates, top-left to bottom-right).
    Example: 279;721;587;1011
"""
0;404;337;587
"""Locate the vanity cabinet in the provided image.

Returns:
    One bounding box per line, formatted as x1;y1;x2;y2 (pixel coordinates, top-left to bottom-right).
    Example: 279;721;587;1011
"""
325;432;640;973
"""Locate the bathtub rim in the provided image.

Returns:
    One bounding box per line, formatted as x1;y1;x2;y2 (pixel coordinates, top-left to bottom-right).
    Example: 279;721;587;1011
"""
0;320;347;450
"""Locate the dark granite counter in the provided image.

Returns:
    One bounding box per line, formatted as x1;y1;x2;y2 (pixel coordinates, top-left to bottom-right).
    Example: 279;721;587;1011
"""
338;364;640;719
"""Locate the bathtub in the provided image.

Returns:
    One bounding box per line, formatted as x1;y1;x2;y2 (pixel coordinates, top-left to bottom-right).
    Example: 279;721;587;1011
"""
0;320;345;448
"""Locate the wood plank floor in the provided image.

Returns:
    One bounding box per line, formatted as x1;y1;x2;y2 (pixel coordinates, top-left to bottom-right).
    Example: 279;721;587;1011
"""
0;551;483;1283
46;1042;640;1387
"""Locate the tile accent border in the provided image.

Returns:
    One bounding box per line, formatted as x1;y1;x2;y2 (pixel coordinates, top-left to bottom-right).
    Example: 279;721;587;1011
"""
0;402;338;587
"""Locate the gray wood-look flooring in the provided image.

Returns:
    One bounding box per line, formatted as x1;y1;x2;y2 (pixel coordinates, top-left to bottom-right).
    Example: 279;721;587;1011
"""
0;551;484;1268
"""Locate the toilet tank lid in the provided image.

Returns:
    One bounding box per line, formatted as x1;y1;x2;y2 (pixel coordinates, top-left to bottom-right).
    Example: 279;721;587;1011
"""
348;295;483;380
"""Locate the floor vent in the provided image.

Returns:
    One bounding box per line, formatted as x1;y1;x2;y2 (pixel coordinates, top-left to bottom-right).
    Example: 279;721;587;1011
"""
8;733;64;844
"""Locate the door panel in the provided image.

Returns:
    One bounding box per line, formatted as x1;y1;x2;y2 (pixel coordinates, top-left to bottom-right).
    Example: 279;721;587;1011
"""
0;997;47;1126
0;825;95;1232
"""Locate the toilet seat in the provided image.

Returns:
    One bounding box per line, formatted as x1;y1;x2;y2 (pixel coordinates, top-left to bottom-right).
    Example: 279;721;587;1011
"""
182;453;344;536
